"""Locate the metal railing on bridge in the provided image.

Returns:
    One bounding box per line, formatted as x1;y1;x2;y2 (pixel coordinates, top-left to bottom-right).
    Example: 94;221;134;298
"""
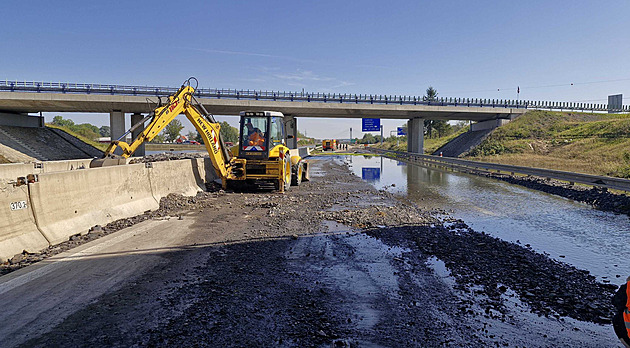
370;148;630;192
1;80;628;113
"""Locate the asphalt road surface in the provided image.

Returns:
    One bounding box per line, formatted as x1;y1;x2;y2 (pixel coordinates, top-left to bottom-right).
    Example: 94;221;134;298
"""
0;157;620;347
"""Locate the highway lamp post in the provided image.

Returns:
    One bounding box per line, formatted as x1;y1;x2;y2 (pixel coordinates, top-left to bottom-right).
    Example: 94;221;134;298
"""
380;125;383;145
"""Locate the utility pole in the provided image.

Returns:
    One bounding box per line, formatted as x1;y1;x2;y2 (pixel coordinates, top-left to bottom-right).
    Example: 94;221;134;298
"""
350;127;352;145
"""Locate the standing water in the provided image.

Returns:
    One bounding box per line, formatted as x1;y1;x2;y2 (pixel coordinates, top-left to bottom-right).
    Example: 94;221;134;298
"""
346;155;630;284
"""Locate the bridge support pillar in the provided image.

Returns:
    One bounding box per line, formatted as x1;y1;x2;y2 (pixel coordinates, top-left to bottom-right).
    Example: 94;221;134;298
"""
284;115;298;149
131;113;145;156
407;118;424;154
110;110;125;155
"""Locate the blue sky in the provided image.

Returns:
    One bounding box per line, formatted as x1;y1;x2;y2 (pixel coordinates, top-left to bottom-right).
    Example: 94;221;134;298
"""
3;0;629;138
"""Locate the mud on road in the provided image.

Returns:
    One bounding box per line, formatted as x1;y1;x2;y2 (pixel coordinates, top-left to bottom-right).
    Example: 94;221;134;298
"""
16;157;618;347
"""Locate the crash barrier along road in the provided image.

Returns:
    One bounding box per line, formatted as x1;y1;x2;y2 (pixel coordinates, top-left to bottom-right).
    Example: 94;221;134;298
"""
371;148;630;192
0;184;49;261
0;157;216;261
0;158;94;182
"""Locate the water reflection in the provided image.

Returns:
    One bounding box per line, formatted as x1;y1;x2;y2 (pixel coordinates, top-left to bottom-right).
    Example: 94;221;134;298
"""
346;155;630;282
405;163;449;191
360;157;382;182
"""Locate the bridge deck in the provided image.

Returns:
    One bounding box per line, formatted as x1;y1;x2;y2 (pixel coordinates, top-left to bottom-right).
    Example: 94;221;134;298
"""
3;80;626;120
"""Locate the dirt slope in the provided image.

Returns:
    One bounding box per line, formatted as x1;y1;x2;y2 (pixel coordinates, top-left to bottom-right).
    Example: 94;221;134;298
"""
467;110;630;177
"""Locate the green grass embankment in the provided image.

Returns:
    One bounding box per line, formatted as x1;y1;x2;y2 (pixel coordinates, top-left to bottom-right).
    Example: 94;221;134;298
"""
465;110;630;178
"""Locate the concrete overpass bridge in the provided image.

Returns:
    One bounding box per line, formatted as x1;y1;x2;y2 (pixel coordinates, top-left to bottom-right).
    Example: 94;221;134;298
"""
0;80;627;154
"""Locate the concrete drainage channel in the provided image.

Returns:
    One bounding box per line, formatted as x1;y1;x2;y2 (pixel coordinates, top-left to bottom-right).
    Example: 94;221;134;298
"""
0;157;218;262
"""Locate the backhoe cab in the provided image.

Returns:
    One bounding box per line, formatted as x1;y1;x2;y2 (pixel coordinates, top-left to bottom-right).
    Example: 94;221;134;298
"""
235;111;303;191
90;78;308;193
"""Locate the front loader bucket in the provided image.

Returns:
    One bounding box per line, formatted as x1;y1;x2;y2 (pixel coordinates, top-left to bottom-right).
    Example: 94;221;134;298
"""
90;157;127;168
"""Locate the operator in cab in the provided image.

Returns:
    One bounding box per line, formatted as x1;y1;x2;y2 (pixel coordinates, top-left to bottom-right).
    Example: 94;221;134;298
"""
246;121;264;147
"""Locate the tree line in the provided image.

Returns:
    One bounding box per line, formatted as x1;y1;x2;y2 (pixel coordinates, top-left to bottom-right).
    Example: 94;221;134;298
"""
49;115;318;146
49;116;242;146
50;116;111;140
149;119;240;144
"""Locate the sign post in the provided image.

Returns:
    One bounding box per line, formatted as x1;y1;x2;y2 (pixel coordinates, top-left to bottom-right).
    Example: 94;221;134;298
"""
396;127;406;147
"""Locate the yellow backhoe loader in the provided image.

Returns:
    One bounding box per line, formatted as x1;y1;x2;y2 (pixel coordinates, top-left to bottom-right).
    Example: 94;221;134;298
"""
91;78;309;192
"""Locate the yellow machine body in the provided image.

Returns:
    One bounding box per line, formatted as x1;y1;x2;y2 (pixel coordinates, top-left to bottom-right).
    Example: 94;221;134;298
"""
92;78;308;192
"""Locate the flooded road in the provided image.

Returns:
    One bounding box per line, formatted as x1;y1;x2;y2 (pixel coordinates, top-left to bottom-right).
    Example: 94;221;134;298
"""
347;155;630;284
4;157;620;347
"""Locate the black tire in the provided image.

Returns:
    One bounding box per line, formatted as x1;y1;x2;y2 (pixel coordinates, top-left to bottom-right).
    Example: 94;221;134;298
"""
291;164;303;186
283;153;291;192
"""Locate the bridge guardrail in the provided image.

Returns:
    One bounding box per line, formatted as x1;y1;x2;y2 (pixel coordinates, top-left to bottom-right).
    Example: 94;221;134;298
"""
370;148;630;192
1;80;628;113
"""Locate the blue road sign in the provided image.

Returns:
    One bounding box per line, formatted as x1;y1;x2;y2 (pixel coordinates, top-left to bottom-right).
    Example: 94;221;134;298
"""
397;127;406;136
362;167;381;182
362;118;381;132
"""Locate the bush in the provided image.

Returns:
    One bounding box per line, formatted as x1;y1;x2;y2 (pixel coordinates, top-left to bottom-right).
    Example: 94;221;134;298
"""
50;115;100;140
610;165;630;179
469;141;508;156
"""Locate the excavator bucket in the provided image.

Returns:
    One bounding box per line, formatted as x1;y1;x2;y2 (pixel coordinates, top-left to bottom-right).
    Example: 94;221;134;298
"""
89;156;127;168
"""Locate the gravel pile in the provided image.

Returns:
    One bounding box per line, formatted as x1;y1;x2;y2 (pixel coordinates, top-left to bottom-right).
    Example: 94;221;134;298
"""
128;152;207;164
366;219;617;325
319;205;434;228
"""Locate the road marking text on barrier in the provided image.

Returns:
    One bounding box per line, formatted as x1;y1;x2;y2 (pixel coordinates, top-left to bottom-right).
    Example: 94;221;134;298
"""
10;201;27;211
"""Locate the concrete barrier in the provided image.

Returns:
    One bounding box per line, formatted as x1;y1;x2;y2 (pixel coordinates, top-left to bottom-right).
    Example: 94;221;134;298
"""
0;184;49;261
0;158;93;183
195;158;220;184
40;158;93;173
0;163;36;183
290;147;311;159
1;157;219;255
148;159;205;200
28;163;158;245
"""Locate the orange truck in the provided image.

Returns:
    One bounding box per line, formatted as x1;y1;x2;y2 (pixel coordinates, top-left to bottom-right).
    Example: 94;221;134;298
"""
322;139;336;151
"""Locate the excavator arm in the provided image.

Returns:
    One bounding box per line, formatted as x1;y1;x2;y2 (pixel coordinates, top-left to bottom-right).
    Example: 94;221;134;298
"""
91;79;245;186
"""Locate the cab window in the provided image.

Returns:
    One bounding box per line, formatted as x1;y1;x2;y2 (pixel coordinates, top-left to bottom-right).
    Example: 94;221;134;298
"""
241;117;267;148
269;117;284;146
